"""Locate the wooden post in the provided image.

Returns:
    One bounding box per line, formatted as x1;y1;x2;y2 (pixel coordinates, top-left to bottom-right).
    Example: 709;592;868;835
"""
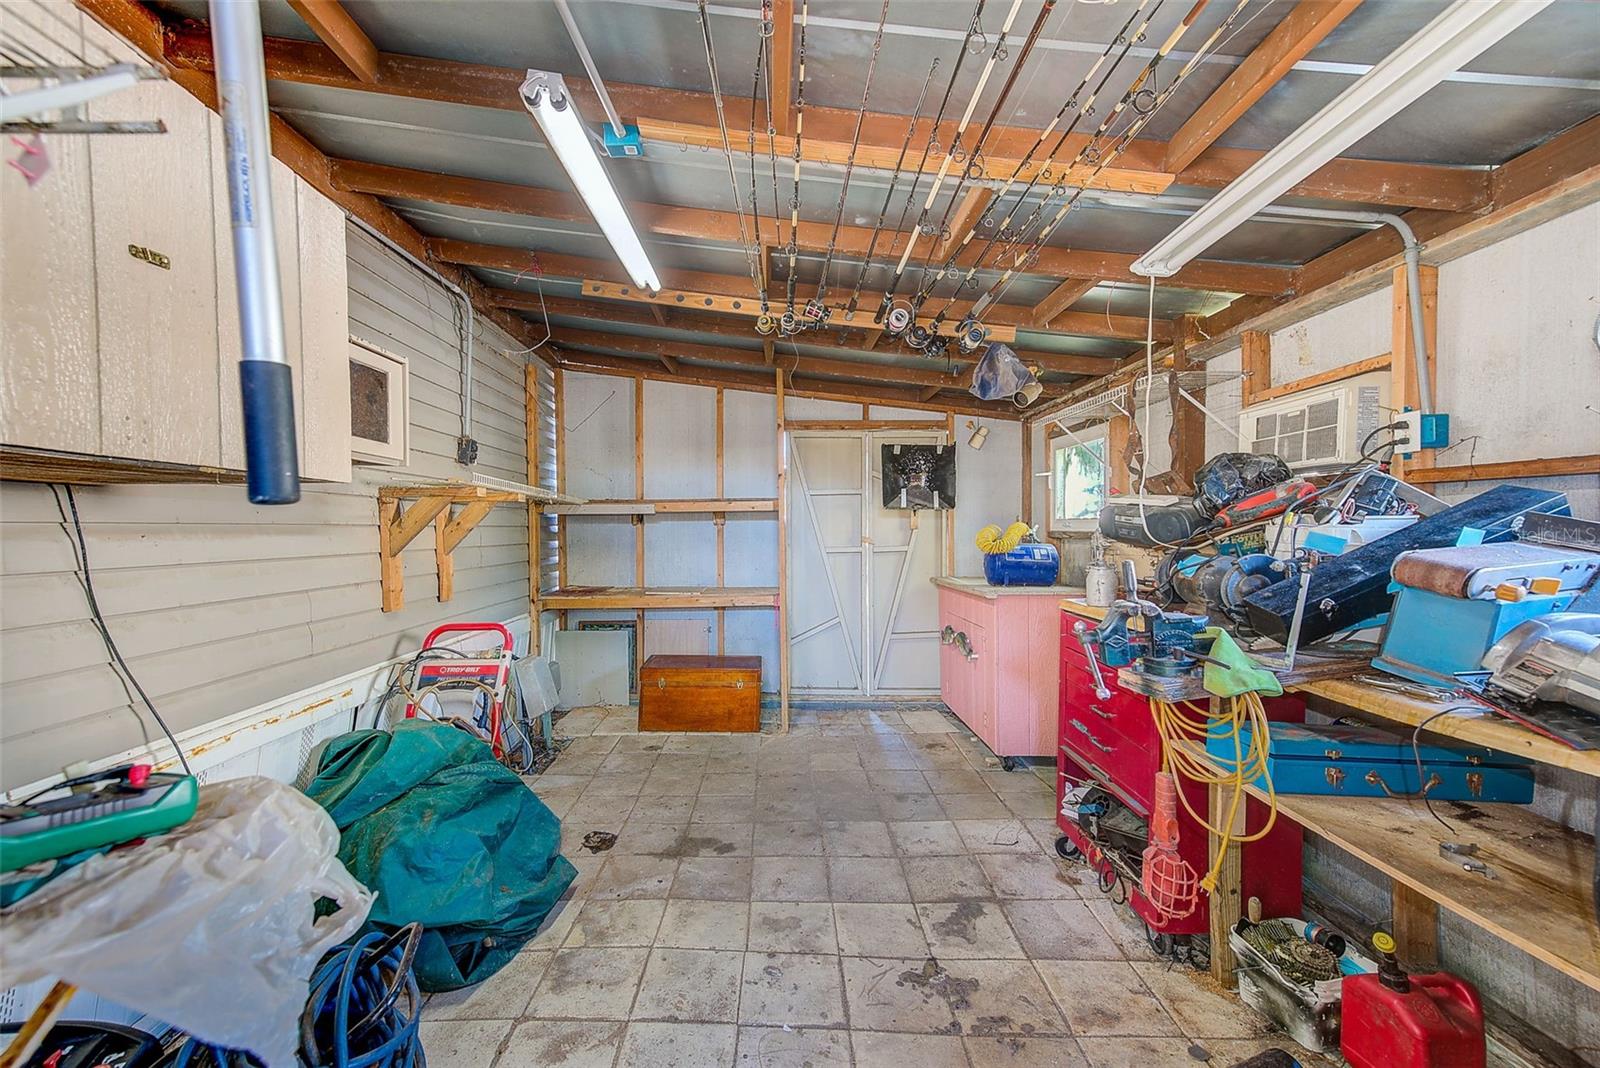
944;411;956;576
435;509;454;602
1107;411;1132;495
1392;882;1440;969
716;388;726;655
776;369;790;731
526;363;541;654
1169;315;1204;492
1208;703;1246;986
634;375;646;679
378;496;404;612
554;368;567;630
1020;420;1033;526
1390;263;1439;478
1241;329;1271;408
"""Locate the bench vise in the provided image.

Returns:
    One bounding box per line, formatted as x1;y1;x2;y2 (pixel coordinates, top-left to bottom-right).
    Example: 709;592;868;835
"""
1072;561;1209;699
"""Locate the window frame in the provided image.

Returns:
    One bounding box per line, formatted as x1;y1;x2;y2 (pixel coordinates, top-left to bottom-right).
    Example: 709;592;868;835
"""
1048;427;1110;535
348;339;411;467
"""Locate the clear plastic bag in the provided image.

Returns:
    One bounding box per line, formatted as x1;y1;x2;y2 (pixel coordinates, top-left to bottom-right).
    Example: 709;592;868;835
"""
0;777;372;1068
967;341;1037;402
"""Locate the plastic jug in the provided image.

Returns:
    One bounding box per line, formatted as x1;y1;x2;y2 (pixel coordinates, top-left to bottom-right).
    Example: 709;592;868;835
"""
1340;932;1485;1068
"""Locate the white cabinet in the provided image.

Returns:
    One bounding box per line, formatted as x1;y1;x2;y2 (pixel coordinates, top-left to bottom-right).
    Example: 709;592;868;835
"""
0;14;351;483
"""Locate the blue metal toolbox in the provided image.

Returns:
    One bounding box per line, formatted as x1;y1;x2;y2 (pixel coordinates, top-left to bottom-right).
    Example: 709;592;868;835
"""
1209;722;1534;803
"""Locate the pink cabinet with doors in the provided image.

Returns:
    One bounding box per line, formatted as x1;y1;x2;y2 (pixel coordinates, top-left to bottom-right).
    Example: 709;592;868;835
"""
933;577;1074;766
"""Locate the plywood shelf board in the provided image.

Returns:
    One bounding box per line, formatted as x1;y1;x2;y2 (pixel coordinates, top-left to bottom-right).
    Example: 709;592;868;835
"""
1263;789;1600;993
540;585;779;609
547;497;778;515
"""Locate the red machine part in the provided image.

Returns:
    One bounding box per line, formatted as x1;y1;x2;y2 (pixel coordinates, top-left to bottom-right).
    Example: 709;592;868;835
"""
404;622;516;758
1341;941;1485;1068
1056;606;1304;935
1213;478;1318;528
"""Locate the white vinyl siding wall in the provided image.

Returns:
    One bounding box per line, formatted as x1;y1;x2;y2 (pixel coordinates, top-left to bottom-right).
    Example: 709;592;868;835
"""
0;224;547;789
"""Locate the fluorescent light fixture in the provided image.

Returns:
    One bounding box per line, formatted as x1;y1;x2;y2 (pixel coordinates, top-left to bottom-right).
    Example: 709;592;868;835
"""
520;70;660;292
1131;0;1552;279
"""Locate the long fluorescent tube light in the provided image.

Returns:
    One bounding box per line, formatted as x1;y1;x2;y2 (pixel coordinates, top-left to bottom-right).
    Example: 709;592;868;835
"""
520;70;660;292
1131;0;1552;279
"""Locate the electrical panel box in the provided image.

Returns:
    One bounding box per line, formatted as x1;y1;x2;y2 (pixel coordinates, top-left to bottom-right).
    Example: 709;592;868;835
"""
1238;371;1390;469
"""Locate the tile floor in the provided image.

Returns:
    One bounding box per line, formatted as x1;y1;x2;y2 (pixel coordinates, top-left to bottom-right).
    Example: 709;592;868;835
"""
421;705;1332;1068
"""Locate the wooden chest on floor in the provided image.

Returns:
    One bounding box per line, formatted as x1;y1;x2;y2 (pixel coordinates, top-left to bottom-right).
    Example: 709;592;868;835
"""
639;655;762;732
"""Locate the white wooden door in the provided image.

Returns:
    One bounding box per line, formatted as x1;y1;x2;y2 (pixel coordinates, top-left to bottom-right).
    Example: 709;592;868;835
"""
787;431;946;696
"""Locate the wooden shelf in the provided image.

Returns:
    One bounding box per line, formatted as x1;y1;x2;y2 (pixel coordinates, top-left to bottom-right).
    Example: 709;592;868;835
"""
1261;787;1600;993
546;498;778;516
1297;676;1600;777
541;585;779;610
377;482;582;613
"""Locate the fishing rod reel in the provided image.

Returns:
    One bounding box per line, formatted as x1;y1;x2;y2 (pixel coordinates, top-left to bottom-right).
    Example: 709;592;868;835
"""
905;322;934;351
956;318;989;355
801;298;830;328
882;300;916;339
778;309;802;337
924;333;952;361
755;312;778;336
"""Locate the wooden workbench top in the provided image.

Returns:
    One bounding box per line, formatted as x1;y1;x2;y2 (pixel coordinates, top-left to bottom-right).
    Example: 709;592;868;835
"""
932;576;1084;598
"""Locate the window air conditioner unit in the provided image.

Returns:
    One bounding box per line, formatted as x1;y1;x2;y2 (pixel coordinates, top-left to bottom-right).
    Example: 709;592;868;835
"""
1238;371;1390;469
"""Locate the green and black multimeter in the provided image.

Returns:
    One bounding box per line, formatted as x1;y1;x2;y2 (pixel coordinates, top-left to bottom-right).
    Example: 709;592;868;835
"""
0;764;199;872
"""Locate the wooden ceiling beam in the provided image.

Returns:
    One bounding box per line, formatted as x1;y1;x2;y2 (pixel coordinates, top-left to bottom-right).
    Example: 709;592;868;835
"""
330;158;1293;297
557;329;967;389
284;0;378;83
156;20;1489;212
550;349;1021;420
1032;279;1099;328
1165;0;1363;173
771;0;794;138
486;288;1121;376
935;188;996;260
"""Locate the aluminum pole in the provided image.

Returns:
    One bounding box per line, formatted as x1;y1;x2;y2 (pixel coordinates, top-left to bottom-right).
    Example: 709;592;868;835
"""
212;0;299;503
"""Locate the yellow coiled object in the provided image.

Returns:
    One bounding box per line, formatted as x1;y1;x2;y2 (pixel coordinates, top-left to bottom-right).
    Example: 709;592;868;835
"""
975;522;1031;555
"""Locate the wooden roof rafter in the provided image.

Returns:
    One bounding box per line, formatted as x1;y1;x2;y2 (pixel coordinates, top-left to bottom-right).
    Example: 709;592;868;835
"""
154;17;1494;213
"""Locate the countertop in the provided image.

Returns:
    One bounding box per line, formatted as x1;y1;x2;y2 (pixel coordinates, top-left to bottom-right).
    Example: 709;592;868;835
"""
931;576;1085;599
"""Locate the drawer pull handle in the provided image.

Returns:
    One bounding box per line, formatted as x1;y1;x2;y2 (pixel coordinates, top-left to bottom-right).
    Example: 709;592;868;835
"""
946;629;978;661
1088;704;1113;720
1069;719;1113;753
941;625;956;645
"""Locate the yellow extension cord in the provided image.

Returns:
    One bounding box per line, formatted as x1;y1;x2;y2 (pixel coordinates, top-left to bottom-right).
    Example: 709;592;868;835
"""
975;522;1031;555
1148;693;1279;892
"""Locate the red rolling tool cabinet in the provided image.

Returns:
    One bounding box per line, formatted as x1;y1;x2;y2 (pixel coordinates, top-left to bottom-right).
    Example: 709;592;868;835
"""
1055;603;1306;940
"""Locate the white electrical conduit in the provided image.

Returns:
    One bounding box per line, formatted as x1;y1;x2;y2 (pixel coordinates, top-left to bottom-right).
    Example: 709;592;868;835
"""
890;0;1027;277
553;0;626;139
1086;191;1438;412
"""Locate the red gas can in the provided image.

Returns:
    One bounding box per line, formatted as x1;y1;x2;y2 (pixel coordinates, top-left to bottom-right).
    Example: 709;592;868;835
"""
1341;933;1485;1068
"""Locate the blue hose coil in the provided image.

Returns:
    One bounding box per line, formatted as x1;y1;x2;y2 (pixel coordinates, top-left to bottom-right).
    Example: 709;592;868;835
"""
301;930;425;1068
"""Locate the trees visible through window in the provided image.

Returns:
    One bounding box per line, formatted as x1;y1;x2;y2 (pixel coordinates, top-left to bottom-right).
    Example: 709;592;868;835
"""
1051;434;1108;531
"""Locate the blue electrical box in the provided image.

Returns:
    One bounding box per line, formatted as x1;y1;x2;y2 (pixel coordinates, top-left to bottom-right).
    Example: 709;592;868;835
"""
981;542;1060;586
601;123;644;157
1209;722;1534;803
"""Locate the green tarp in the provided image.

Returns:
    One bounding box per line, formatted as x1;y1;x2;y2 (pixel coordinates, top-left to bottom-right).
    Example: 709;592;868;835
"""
305;721;576;991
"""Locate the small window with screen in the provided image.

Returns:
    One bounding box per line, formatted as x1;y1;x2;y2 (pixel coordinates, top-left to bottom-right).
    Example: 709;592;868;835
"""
349;340;409;465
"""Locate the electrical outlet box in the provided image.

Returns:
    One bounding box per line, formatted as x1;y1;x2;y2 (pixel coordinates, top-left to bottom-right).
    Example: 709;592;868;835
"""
601;123;643;157
1395;408;1450;457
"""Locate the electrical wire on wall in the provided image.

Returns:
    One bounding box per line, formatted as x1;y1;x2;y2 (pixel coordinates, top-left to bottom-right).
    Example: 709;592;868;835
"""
48;485;192;776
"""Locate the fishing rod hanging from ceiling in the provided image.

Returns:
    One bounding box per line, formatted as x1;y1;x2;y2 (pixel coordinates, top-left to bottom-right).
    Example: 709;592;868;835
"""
842;56;940;322
797;0;893;334
966;0;1256;322
871;0;1028;340
899;0;1061;342
697;0;766;311
904;0;1166;356
772;0;812;336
